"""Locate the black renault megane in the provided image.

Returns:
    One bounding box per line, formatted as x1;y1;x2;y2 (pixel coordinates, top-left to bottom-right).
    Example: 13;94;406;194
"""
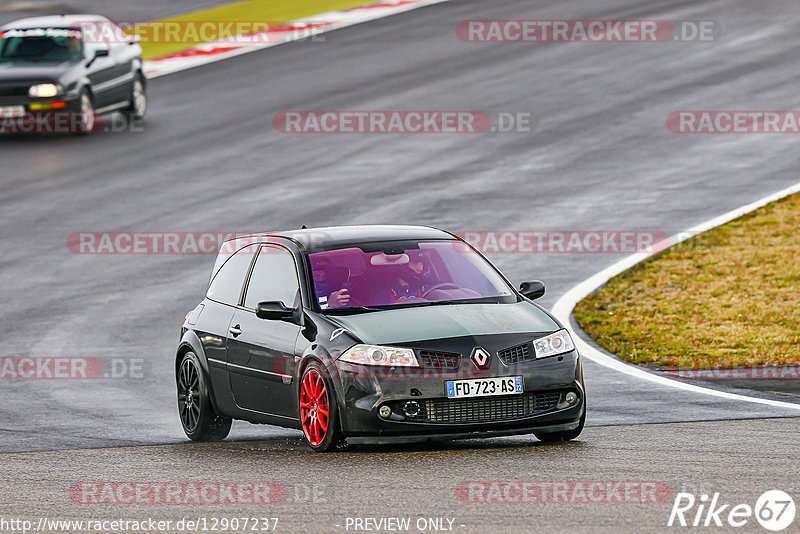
176;225;585;451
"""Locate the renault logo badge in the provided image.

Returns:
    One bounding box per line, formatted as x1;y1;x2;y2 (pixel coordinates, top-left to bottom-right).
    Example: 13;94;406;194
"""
471;347;491;369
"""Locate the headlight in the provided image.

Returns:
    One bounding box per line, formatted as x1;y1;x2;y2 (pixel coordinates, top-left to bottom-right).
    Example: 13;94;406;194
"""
533;329;575;358
28;83;61;98
339;344;419;367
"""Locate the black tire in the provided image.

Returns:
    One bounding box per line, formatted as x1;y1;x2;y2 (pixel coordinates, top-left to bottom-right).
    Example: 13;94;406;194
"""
177;351;232;441
299;361;345;452
124;73;147;120
77;88;97;135
534;405;586;443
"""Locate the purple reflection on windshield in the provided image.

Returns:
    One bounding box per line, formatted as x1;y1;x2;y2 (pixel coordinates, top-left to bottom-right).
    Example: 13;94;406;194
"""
308;241;514;310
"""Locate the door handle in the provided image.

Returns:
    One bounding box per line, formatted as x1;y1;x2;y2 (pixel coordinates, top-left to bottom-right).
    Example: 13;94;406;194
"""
229;324;242;337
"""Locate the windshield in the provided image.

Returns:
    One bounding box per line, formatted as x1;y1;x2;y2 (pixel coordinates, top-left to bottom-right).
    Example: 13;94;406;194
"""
0;28;83;63
308;240;516;312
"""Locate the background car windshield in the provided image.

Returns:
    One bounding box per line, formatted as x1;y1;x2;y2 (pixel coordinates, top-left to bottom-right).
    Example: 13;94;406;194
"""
308;240;515;310
0;29;82;62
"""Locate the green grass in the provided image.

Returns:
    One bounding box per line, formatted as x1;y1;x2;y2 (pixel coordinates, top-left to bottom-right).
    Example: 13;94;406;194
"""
136;0;373;60
574;192;800;369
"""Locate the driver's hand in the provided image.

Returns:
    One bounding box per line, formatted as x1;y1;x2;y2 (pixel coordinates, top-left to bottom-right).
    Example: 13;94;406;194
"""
328;289;350;308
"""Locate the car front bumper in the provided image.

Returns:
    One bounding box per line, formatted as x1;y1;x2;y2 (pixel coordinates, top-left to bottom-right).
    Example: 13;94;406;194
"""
330;350;585;441
0;96;83;133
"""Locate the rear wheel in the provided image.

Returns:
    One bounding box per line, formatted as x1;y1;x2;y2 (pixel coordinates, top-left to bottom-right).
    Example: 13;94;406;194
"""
299;362;344;452
177;351;231;441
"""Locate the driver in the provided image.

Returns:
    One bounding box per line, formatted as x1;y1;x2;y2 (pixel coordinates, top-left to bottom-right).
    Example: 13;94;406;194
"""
65;37;82;57
312;259;350;309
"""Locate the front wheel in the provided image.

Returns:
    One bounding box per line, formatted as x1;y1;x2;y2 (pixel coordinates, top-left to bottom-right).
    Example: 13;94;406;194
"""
177;351;231;441
77;89;96;135
124;73;147;120
299;362;344;452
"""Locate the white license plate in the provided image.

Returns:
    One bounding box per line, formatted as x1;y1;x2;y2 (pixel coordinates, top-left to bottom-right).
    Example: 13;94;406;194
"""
446;376;523;399
0;106;25;118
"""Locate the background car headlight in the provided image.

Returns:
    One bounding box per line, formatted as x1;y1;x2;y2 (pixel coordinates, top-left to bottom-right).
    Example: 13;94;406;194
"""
534;329;575;358
339;344;419;367
28;84;61;98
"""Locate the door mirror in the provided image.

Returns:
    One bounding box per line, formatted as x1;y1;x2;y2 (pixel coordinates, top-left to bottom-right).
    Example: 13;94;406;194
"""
256;301;299;323
86;47;110;67
519;280;545;300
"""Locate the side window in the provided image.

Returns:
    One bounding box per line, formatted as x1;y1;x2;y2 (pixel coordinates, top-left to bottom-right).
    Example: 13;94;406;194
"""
244;246;300;309
206;245;257;305
82;32;108;59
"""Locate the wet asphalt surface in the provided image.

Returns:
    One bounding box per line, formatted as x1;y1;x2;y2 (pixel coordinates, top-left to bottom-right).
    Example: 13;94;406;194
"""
1;0;800;531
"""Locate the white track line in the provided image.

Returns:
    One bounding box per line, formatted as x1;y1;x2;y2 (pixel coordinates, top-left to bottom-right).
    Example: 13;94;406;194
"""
143;0;452;78
552;181;800;410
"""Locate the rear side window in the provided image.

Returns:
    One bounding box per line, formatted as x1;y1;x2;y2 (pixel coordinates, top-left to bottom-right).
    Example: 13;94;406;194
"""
244;246;300;309
206;244;257;305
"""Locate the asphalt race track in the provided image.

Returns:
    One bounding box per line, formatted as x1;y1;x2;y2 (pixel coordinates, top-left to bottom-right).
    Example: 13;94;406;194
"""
1;0;799;531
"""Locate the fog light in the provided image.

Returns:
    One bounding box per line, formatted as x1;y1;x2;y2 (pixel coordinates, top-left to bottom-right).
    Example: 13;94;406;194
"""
379;405;392;419
403;401;420;418
565;392;578;405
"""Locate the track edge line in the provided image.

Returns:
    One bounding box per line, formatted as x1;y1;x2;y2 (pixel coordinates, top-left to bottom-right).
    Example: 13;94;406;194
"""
552;181;800;411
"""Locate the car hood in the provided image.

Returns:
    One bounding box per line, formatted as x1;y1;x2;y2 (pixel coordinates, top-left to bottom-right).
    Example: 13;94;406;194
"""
328;301;560;345
0;61;73;83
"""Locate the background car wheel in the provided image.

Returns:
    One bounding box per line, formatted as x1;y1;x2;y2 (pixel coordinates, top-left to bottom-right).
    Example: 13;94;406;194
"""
78;89;96;135
299;362;344;452
534;405;585;443
177;351;232;442
124;73;147;120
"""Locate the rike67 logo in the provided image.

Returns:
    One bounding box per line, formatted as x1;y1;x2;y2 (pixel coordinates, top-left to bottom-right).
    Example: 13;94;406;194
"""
669;490;796;531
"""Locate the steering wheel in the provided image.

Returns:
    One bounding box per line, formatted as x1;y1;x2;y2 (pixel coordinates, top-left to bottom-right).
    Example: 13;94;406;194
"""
421;283;460;299
339;268;368;307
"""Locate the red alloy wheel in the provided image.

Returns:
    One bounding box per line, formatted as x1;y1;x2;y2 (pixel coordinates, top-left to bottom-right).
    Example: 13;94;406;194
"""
300;369;330;446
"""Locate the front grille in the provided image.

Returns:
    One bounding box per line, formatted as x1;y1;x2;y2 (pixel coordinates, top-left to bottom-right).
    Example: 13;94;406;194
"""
421;390;562;423
498;342;533;364
0;86;29;97
419;350;460;369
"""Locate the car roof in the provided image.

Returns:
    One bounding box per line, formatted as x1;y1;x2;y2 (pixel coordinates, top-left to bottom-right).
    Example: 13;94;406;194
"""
1;15;110;31
232;225;456;253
